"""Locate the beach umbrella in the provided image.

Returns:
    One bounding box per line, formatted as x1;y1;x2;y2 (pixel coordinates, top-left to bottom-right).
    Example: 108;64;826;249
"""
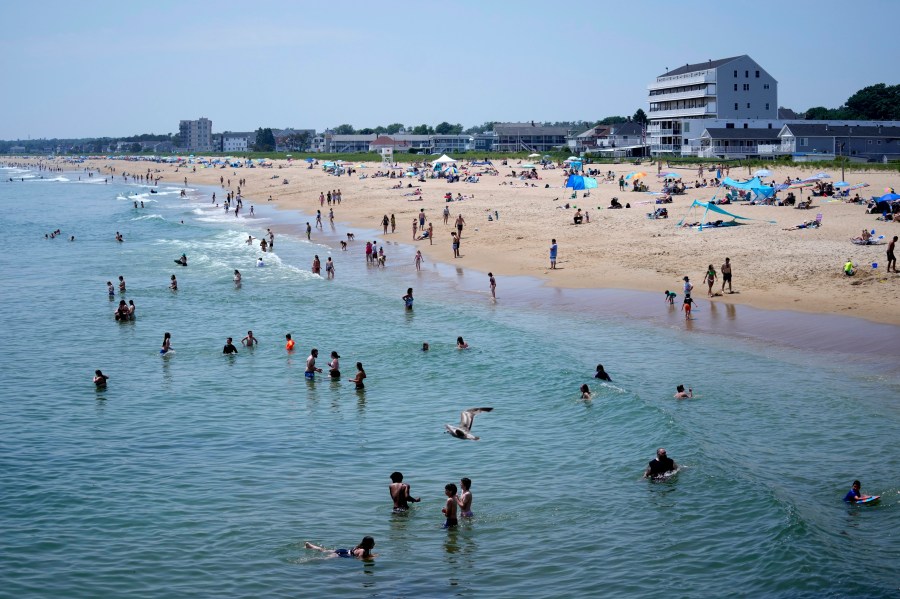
834;181;850;187
753;169;772;177
632;172;648;179
528;153;540;158
658;172;681;178
305;157;314;163
624;171;636;180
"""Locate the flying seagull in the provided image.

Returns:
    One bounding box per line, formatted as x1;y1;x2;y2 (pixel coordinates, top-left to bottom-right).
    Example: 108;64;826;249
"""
445;407;493;440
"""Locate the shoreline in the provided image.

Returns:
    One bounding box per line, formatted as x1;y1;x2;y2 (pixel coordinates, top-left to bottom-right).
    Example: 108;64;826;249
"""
10;156;900;326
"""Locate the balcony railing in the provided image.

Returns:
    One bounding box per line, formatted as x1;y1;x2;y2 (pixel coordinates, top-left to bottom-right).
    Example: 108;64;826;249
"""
648;87;714;103
647;128;674;136
647;106;716;119
650;144;676;153
648;71;716;91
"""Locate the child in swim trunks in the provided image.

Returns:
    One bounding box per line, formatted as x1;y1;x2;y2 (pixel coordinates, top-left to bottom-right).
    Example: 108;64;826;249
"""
442;483;458;528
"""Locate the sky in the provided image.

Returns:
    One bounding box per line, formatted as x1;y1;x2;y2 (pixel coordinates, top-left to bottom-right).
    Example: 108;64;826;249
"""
1;0;898;139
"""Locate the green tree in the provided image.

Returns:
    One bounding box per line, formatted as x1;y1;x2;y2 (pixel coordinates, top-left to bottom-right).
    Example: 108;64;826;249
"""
358;128;375;135
597;116;627;125
374;126;387;135
130;142;143;153
412;124;433;135
333;124;355;135
632;109;648;125
435;121;453;135
386;123;404;134
253;128;276;151
845;83;900;120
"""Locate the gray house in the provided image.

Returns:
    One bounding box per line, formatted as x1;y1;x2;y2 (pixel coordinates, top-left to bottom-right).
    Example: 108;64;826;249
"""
494;123;570;152
778;124;900;162
698;127;780;158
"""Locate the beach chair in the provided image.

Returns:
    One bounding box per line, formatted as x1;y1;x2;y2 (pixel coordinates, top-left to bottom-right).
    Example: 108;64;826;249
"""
795;198;812;210
814;213;823;228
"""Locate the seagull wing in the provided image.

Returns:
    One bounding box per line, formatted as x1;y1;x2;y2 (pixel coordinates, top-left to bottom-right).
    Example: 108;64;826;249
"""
459;407;493;432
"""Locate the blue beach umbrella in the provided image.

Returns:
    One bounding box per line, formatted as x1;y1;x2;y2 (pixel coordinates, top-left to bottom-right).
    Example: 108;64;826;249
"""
753;169;772;177
305;157;315;163
565;175;598;190
834;181;850;187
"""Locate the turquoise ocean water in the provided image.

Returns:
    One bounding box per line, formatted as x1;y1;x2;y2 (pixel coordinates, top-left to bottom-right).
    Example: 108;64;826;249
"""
0;165;897;598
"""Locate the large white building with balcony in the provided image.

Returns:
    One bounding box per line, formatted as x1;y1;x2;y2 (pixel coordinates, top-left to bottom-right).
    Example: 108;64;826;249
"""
647;55;777;155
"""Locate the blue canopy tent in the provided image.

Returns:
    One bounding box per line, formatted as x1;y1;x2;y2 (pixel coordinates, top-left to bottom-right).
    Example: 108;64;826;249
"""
565;175;598;190
677;200;777;230
722;176;775;199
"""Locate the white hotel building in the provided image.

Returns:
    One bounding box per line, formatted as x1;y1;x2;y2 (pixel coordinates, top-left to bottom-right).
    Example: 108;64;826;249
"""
647;55;778;156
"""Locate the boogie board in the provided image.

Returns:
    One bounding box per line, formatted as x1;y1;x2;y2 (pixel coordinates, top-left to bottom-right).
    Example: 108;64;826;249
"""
856;496;880;505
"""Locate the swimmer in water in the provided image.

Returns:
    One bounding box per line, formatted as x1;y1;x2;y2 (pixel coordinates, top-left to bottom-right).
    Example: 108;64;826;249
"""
594;364;611;381
456;336;469;349
233;269;242;285
422;342;430;351
127;300;136;319
644;448;678;479
160;332;172;354
442;483;459;529
304;536;375;559
118;275;126;294
285;333;295;352
93;369;109;388
389;472;421;512
674;385;693;399
403;288;414;310
327;351;340;378
457;477;474;518
241;330;257;347
114;300;129;321
325;257;334;279
169;274;178;291
843;480;873;503
107;281;115;296
175;253;187;266
306;348;323;377
580;384;592;399
223;337;238;355
348;362;366;389
257;257;264;267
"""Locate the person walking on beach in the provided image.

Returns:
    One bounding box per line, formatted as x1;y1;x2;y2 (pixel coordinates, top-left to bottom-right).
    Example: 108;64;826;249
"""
550;239;558;269
443;205;450;225
721;258;733;293
382;214;390;235
451;232;460;258
455;214;466;239
682;296;694;319
888;236;898;273
427;222;433;245
390;213;396;233
488;272;496;300
325;257;335;279
389;472;421;513
682;276;693;298
316;210;322;229
412;218;418;241
306;222;312;241
704;264;717;297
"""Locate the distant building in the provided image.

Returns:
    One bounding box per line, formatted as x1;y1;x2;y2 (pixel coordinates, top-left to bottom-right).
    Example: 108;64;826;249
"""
648;55;777;154
273;128;316;152
778;123;900;162
473;132;497;152
493;123;570;152
218;132;257;153
179;117;213;151
430;134;474;153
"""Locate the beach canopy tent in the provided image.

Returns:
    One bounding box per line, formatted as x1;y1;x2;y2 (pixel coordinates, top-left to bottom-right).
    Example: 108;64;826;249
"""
722;176;775;198
754;169;773;177
432;154;457;165
528;153;541;158
567;160;583;171
565;175;598;190
878;192;900;202
677;200;777;228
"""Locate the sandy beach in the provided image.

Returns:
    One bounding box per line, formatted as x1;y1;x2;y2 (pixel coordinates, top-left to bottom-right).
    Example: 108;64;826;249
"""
25;156;900;325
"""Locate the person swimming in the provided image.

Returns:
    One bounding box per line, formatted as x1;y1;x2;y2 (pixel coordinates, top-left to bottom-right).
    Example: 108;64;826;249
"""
160;332;172;354
328;351;340;378
594;364;611;381
174;253;187;266
304;536;375;559
456;336;469;349
93;369;109;388
348;362;366;389
580;384;592;399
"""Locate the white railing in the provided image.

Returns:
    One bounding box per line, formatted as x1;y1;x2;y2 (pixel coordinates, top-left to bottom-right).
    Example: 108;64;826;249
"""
648;87;714;103
758;144;792;155
647;127;674;135
647;106;715;119
650;144;675;153
648;71;716;91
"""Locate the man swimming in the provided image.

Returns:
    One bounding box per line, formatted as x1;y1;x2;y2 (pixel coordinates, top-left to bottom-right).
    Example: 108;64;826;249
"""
389;472;421;513
644;448;678;479
223;337;238;354
241;331;257;347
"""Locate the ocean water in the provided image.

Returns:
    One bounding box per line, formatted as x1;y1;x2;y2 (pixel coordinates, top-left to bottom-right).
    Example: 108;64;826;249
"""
1;164;898;598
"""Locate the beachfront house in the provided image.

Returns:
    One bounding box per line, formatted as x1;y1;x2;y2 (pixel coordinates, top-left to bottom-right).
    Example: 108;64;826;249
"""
493;123;570;152
178;117;213;152
431;134;474;154
697;128;781;159
778;124;900;162
473;132;497;152
572;126;610;152
647;56;777;155
369;135;433;154
219;132;257;153
315;134;377;153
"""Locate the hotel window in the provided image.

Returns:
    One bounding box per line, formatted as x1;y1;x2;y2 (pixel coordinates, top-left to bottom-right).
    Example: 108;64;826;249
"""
747;103;750;108
734;84;738;91
755;70;760;78
734;103;738;110
763;84;770;89
743;84;750;91
745;70;749;78
766;103;770;110
877;140;883;145
734;70;738;77
799;138;807;146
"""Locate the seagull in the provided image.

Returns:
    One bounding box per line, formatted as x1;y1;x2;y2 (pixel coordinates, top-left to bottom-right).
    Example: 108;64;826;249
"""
445;407;493;441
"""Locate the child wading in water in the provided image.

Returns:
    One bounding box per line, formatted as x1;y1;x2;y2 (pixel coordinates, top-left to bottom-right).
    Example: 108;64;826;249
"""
682;296;693;319
442;483;458;528
304;536;375;559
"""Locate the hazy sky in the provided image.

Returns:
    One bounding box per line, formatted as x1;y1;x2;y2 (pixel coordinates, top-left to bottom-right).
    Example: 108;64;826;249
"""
1;0;897;139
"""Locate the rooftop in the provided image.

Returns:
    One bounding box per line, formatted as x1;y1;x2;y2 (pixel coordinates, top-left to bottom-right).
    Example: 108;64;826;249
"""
781;123;900;138
659;55;743;78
